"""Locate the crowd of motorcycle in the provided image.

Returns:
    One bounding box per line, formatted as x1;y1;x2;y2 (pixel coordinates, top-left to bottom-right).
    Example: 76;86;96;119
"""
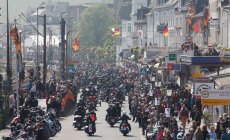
3;102;62;140
1;80;81;140
72;63;133;136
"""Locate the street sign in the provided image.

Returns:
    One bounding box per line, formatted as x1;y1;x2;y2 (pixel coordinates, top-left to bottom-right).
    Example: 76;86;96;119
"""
155;89;161;96
67;67;75;73
140;68;147;75
169;53;177;61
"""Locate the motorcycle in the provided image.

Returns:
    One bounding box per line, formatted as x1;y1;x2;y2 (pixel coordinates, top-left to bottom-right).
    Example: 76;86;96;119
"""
73;115;85;130
106;116;117;127
120;122;130;136
85;122;96;136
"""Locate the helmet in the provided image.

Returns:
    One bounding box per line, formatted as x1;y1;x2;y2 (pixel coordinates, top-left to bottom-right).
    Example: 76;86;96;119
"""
177;132;184;140
122;111;126;116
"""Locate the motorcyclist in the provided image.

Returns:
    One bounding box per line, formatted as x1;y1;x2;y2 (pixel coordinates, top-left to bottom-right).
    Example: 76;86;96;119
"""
106;104;118;121
74;106;86;117
86;111;96;132
120;111;131;131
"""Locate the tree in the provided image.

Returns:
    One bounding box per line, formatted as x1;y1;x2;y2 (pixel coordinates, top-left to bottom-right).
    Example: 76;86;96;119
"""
76;4;116;47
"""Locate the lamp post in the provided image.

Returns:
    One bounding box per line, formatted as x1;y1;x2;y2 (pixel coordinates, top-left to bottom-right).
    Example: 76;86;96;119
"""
155;80;161;124
36;6;45;81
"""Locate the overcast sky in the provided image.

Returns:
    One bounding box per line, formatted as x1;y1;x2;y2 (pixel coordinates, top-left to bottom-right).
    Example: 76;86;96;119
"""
0;0;111;23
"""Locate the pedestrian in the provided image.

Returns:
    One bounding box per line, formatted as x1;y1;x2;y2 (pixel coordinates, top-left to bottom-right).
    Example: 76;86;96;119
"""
216;116;227;139
209;126;217;140
194;109;202;126
180;104;189;130
194;127;204;140
182;128;194;140
202;125;209;140
220;127;230;140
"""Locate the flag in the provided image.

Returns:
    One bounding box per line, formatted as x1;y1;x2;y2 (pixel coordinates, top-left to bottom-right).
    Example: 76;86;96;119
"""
72;37;80;51
163;24;168;37
188;7;195;25
111;28;120;36
137;30;143;38
192;22;199;33
9;25;22;64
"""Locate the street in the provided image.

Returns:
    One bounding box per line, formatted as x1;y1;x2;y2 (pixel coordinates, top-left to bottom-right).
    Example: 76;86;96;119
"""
52;97;144;140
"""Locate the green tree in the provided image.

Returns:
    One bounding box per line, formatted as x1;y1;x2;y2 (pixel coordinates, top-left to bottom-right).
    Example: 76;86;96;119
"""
76;4;116;47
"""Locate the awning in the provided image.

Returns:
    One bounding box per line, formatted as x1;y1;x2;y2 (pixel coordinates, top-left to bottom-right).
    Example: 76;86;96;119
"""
215;76;230;89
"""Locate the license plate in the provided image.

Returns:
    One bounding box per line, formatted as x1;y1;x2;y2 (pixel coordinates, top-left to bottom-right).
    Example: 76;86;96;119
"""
89;127;92;133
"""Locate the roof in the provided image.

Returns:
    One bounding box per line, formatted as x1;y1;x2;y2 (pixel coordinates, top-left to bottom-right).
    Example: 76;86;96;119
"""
154;0;178;9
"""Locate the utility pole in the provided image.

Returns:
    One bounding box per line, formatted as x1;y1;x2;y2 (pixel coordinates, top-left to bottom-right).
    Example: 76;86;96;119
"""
6;0;11;92
61;18;65;80
43;14;47;92
49;28;53;67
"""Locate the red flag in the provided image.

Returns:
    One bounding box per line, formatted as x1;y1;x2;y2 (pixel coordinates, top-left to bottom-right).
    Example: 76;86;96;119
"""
192;22;199;33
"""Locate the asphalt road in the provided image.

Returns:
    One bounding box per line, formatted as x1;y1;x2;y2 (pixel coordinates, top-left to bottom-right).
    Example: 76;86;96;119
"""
51;98;145;140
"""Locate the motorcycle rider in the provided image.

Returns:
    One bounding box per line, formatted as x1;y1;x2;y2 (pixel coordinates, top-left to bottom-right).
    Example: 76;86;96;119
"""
120;111;131;131
74;105;86;117
86;110;96;132
106;104;118;121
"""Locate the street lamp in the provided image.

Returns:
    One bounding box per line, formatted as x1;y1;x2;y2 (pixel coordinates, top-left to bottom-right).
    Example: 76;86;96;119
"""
36;6;45;81
155;81;161;87
61;12;67;19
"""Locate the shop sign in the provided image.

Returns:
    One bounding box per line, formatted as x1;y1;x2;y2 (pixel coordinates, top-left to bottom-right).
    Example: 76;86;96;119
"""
194;82;214;98
201;89;230;105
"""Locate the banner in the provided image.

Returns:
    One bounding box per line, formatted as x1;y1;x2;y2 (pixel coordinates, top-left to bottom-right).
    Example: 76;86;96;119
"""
201;89;230;105
9;25;22;64
72;37;80;51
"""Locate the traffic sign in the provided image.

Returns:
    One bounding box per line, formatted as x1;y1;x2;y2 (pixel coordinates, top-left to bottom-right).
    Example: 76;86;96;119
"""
67;67;75;73
155;89;161;96
140;68;147;75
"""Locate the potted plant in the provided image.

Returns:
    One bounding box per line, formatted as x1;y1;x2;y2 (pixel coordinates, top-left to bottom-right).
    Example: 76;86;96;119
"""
223;47;230;56
203;111;211;128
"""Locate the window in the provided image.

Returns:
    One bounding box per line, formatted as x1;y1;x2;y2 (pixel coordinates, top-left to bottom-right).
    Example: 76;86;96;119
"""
128;23;131;32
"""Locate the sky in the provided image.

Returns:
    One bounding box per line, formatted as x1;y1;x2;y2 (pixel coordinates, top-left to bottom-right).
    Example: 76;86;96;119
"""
0;0;112;23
